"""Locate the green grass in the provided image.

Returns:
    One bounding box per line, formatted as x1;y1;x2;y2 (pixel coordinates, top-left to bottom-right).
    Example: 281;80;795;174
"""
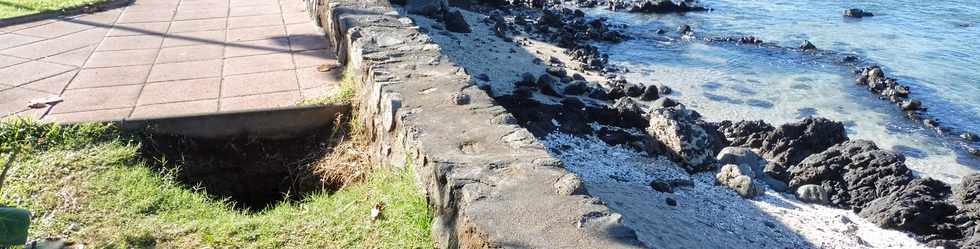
0;119;432;248
0;0;106;19
299;67;358;106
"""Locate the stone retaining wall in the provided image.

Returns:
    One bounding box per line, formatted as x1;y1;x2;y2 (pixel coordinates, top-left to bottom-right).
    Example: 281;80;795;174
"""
312;0;646;247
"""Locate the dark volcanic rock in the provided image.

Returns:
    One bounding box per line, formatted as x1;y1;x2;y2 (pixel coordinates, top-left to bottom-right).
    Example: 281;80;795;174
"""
444;10;472;33
717;120;775;148
597;127;630;145
564;80;590;95
677;24;692;34
650;97;679;110
616;0;709;14
800;40;817;51
406;0;448;16
844;8;874;18
650;179;673;193
901;99;922;111
958;174;980;209
787;140;915;210
640;85;660;101
962;132;978;142
748;118;847;168
625;83;643;97
859;178;958;242
611;98;648;128
546;66;567;77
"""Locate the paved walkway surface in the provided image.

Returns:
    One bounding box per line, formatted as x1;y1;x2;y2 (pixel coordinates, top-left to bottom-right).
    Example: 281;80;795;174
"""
0;0;341;123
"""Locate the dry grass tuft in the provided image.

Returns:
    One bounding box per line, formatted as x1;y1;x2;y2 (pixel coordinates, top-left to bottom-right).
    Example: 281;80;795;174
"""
314;111;373;189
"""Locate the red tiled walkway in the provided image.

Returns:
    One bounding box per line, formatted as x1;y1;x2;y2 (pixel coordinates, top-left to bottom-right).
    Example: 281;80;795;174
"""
0;0;340;122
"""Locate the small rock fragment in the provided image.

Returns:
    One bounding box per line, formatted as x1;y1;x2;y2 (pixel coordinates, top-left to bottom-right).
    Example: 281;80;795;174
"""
796;184;829;204
449;92;470;105
650;180;673;193
800;40;817;51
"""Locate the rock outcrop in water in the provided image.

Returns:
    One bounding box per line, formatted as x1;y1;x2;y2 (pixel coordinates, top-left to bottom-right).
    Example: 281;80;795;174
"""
799;40;817;51
617;0;709;13
719;118;847;170
851;65;980;154
843;8;874;18
571;0;710;13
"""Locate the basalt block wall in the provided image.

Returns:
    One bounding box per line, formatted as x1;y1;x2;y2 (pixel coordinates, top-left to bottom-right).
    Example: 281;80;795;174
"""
309;0;647;248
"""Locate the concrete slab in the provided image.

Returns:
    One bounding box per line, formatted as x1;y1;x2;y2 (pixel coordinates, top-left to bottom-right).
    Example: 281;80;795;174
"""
44;108;133;123
71;65;153;88
107;22;171;36
22;70;77;94
0;60;75;87
118;104;349;139
0;87;56;115
12;21;93;38
174;9;229;21
0;54;28;68
41;45;97;67
156;44;224;63
52;85;142;113
291;49;336;67
229;5;282;17
221;70;299;97
223;37;290;57
223;53;294;76
84;49;159;68
0;0;339;123
97;35;164;51
0;28;107;59
148;59;223;82
220;90;301;111
137;78;221;105
168;18;227;33
227;14;283;29
0;33;42;50
161;30;226;47
295;66;340;89
117;10;175;24
226;25;286;42
131;99;219;118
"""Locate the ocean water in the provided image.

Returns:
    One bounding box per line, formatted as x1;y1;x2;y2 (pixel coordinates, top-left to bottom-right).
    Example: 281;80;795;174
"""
586;0;980;182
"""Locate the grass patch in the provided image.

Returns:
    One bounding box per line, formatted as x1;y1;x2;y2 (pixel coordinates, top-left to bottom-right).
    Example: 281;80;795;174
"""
0;119;432;248
0;0;106;19
299;67;358;106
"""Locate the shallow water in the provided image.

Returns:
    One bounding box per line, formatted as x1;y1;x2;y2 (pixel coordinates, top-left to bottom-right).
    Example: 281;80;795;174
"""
586;0;980;182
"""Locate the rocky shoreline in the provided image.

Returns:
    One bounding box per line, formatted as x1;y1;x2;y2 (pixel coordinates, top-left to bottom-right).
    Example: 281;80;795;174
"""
684;25;980;159
400;0;979;247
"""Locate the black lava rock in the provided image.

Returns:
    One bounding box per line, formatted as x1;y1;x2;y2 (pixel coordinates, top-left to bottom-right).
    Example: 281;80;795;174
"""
844;8;874;18
650;180;673;193
800;40;817;51
444;10;471;33
640;85;659;101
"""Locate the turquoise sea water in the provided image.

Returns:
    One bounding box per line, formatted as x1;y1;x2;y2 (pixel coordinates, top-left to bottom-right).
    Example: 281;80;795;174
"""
587;0;980;182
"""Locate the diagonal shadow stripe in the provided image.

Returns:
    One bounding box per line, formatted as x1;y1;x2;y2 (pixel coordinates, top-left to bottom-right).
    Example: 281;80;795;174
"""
58;17;326;54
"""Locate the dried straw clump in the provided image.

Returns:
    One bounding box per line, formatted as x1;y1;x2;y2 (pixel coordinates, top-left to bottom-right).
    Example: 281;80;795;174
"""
313;112;373;189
